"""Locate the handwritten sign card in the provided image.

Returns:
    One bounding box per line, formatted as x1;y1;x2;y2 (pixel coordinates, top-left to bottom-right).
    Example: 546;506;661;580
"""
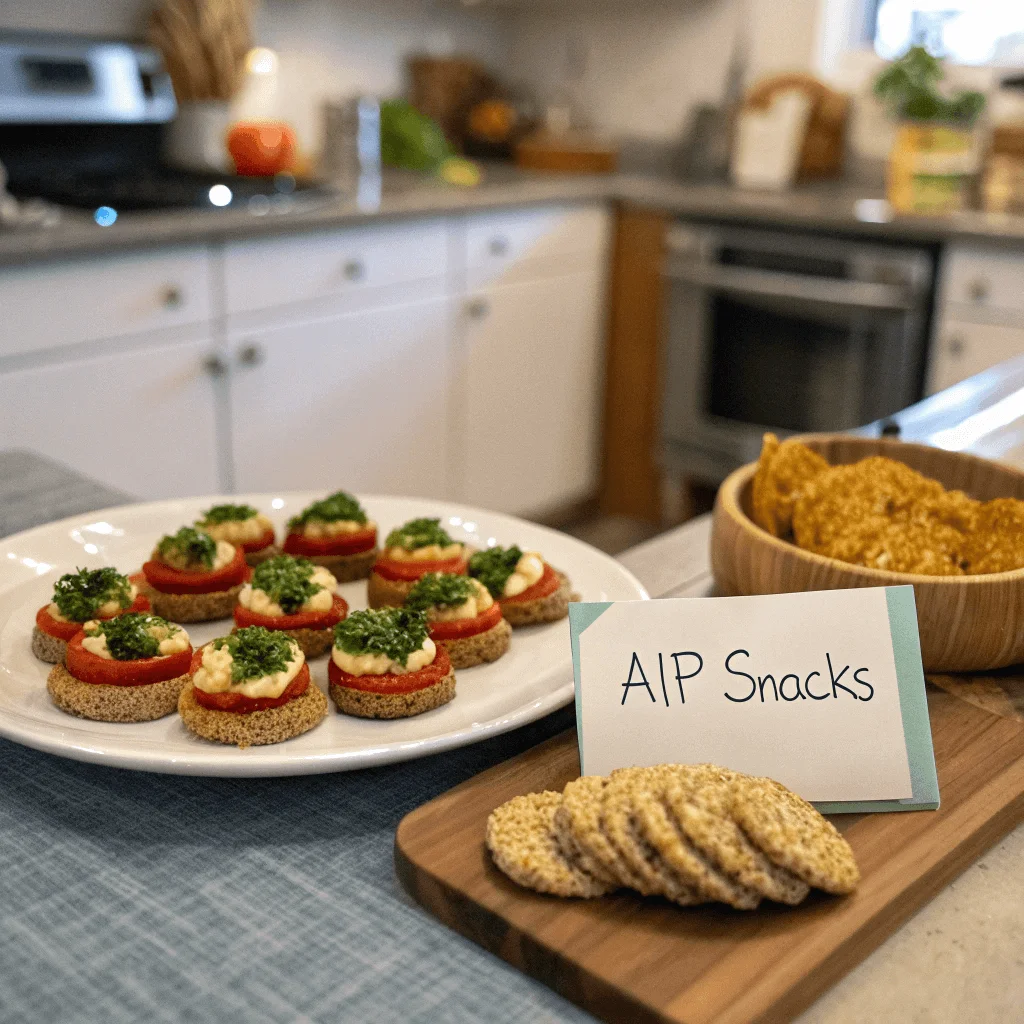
569;586;939;812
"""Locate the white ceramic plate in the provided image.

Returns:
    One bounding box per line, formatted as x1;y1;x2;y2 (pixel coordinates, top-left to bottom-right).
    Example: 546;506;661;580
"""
0;493;646;776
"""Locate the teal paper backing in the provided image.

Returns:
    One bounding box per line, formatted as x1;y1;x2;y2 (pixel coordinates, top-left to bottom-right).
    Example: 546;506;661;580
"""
815;585;939;814
570;589;939;812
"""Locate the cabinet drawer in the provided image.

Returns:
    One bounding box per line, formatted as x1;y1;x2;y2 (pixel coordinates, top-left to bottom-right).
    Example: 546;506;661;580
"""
224;218;448;316
465;204;609;288
942;245;1024;317
0;247;211;360
928;319;1024;394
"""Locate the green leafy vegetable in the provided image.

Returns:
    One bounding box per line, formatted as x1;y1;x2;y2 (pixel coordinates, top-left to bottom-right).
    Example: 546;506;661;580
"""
198;503;259;525
333;608;429;666
406;572;476;612
51;566;132;623
157;527;217;569
380;99;454;173
250;556;321;615
85;613;177;661
468;546;523;599
874;46;985;124
288;491;367;529
213;626;296;683
384;518;454;552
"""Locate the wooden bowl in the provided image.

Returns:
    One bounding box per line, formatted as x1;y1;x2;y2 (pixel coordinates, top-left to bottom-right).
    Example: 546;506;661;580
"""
711;434;1024;672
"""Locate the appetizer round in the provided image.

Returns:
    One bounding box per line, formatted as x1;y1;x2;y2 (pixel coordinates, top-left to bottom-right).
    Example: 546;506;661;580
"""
197;503;279;567
138;526;251;622
405;572;511;669
32;566;151;664
368;518;468;609
327;607;456;718
179;626;328;748
232;555;348;658
47;613;192;722
469;546;577;627
283;491;378;582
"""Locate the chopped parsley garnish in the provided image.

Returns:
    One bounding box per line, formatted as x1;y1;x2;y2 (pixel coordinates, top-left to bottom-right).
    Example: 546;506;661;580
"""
333;608;429;665
384;517;454;552
468;546;523;598
288;491;367;529
198;503;259;525
250;556;322;615
51;566;131;622
157;527;217;569
406;572;476;612
213;627;296;683
85;613;177;661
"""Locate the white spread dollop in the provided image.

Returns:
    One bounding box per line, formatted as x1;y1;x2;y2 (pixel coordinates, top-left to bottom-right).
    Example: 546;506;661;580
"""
200;513;273;545
49;582;138;623
238;566;338;617
332;636;436;676
210;540;237;571
192;639;304;699
386;542;463;562
428;579;494;622
503;552;545;598
302;518;375;539
81;618;190;660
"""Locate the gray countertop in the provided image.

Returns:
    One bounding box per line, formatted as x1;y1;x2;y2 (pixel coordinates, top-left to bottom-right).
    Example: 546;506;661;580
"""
4;166;1024;268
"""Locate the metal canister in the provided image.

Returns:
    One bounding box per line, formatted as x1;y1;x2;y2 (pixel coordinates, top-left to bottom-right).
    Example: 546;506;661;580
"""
321;96;381;186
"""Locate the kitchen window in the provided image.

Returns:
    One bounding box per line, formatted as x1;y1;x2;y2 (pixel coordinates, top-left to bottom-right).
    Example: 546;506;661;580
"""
868;0;1024;65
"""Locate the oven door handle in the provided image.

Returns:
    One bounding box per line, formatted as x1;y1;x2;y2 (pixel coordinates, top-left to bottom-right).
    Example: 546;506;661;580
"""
662;259;917;312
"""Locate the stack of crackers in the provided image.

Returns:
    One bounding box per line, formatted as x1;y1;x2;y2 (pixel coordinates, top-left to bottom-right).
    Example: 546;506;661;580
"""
486;764;859;908
752;433;1024;575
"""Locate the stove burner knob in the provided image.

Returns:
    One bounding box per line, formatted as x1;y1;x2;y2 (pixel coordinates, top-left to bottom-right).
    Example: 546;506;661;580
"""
162;285;184;309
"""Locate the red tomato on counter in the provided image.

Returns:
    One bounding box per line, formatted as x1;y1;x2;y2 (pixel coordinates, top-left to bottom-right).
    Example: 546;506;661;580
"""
227;122;296;177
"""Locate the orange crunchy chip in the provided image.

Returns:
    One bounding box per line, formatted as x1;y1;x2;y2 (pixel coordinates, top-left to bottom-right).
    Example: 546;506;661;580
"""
751;433;828;538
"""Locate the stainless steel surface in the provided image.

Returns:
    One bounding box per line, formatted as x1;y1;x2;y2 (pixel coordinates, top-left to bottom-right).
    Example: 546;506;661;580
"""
320;96;381;186
0;32;175;125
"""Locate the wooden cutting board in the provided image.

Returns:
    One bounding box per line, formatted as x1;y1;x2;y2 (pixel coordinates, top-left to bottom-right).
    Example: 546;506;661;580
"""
395;684;1024;1024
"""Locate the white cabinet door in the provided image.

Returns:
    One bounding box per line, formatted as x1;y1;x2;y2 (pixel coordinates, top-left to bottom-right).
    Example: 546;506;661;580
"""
229;299;452;498
457;269;607;517
0;335;220;499
928;319;1024;394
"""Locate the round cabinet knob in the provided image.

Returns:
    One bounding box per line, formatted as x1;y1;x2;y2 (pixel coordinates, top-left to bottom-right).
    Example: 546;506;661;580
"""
488;237;509;257
967;278;989;302
238;343;265;367
947;335;965;358
343;259;365;282
202;354;228;376
162;285;184;309
465;297;490;319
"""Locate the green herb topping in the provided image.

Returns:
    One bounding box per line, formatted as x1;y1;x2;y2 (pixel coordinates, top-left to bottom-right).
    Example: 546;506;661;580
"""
333;608;429;665
468;546;523;598
156;527;218;569
213;626;297;683
406;572;477;612
384;517;454;552
85;613;178;661
250;556;322;615
198;503;259;525
288;491;367;529
51;566;132;623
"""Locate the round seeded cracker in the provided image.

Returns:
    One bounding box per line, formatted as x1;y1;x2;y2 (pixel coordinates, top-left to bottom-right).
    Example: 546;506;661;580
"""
486;791;611;898
730;777;860;895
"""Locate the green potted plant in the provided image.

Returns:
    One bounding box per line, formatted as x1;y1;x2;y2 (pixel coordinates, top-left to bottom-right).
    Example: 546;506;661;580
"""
873;46;986;214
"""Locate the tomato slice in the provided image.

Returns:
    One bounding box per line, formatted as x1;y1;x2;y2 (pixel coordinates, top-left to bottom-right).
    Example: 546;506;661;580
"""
35;593;152;642
283;527;377;557
428;601;503;641
142;545;250;595
233;594;348;631
191;662;311;714
372;555;468;583
65;631;193;687
499;562;560;605
327;645;451;694
241;527;276;554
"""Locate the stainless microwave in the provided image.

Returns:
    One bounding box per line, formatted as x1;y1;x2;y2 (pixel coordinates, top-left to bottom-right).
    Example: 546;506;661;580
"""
660;223;936;482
